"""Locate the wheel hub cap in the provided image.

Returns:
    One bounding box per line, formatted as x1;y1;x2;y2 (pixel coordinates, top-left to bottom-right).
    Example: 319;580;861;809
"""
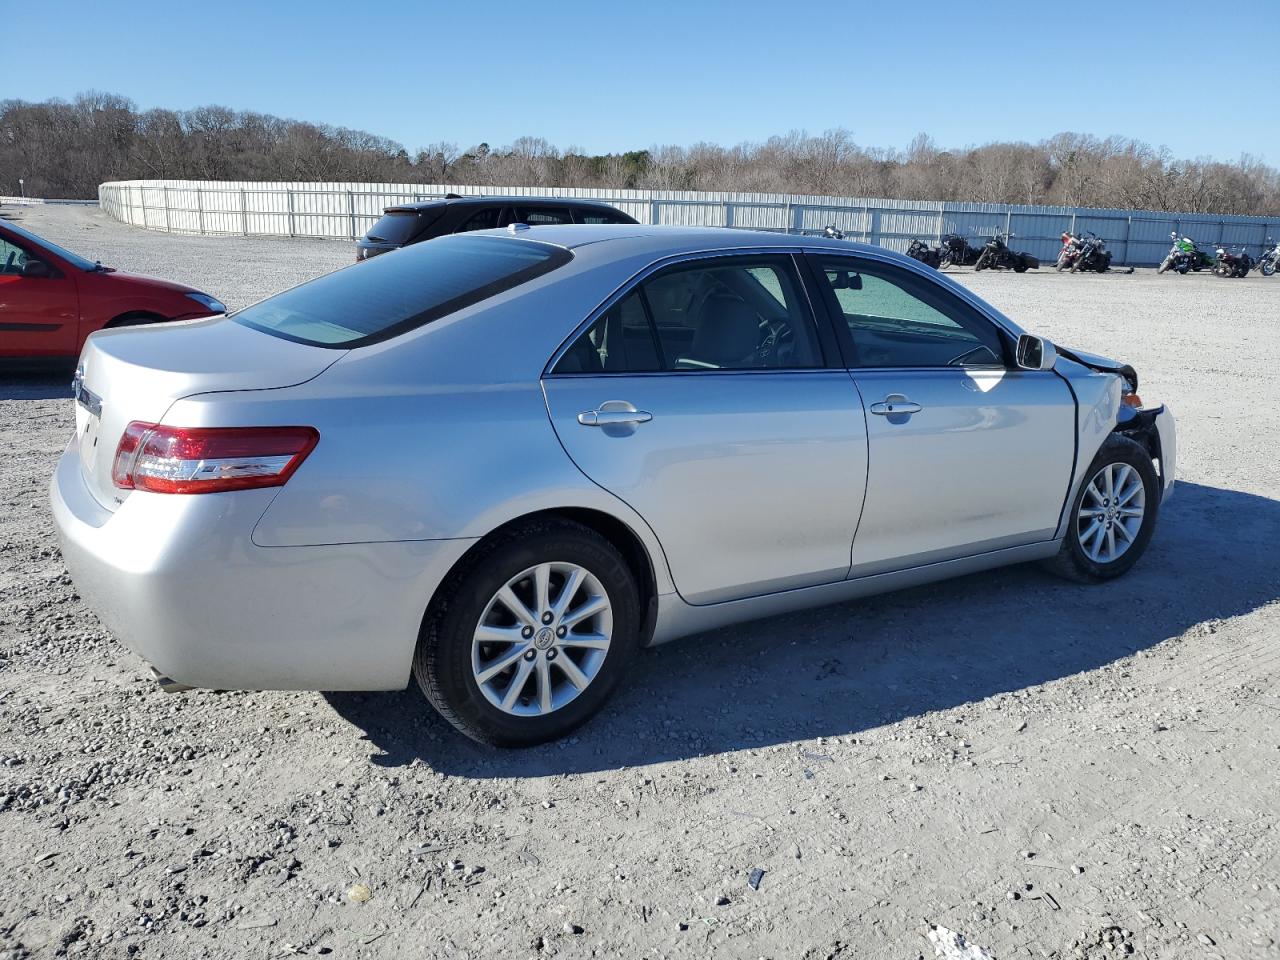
470;562;613;717
1076;462;1146;564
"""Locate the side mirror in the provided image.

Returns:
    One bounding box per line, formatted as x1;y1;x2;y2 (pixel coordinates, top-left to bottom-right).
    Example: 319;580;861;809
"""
21;259;52;279
1015;334;1056;371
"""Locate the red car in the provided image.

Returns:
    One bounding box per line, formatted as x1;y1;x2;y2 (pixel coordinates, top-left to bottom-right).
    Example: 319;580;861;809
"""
0;219;226;361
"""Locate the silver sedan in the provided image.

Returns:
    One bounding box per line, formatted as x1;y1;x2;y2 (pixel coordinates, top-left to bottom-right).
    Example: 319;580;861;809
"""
51;226;1176;746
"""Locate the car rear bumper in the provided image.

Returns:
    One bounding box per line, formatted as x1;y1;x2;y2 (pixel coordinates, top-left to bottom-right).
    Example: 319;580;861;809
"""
50;433;476;691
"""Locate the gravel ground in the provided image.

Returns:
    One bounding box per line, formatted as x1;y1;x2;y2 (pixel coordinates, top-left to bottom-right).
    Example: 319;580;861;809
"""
2;204;1278;960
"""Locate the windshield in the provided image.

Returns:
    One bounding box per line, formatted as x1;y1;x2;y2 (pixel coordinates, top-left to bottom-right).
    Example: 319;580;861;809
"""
2;220;100;271
233;235;572;348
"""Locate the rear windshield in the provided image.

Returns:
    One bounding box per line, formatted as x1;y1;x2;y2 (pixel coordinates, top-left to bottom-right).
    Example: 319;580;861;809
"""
233;235;572;347
365;210;434;245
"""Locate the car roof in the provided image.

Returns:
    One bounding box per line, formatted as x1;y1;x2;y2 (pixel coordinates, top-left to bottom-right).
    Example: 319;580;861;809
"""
468;223;885;258
383;196;627;214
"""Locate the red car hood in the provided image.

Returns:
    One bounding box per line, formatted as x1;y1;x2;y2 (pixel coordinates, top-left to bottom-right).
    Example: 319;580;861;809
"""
97;269;201;295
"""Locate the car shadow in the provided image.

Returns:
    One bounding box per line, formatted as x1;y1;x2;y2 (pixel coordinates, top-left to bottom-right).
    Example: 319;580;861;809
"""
0;370;73;400
326;480;1279;776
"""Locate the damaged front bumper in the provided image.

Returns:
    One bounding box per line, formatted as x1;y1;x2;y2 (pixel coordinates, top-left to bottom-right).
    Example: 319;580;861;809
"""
1116;403;1177;502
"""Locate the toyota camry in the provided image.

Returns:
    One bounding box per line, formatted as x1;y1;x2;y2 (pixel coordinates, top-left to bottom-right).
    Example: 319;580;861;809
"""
50;225;1176;746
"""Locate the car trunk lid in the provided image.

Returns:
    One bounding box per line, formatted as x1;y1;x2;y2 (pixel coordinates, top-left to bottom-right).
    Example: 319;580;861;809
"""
73;317;342;511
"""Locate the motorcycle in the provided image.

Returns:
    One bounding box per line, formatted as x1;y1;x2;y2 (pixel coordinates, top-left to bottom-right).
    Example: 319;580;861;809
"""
1253;237;1278;277
1056;232;1082;271
937;233;981;269
1213;244;1253;278
1157;232;1212;274
906;238;941;268
1070;232;1113;273
973;232;1039;272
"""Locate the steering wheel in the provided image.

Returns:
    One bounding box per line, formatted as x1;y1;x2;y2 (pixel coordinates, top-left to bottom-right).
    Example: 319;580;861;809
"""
756;319;792;366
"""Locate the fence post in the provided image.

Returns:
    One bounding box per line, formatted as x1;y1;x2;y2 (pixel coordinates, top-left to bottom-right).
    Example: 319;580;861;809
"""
649;198;659;226
162;186;171;233
240;189;248;236
196;186;205;235
139;186;148;229
348;190;356;239
1123;215;1132;266
287;188;296;238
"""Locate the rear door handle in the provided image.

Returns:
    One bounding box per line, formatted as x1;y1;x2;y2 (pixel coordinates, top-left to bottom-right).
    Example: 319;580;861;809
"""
578;400;653;427
869;394;923;416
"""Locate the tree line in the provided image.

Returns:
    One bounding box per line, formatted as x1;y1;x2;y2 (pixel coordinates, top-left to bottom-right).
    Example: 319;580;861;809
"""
3;92;1278;216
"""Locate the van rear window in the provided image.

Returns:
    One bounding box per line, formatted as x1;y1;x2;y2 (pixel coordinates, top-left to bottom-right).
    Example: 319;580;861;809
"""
365;210;431;245
233;235;572;347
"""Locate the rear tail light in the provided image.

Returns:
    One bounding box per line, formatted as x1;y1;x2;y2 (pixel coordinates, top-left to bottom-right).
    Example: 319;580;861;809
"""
112;423;319;494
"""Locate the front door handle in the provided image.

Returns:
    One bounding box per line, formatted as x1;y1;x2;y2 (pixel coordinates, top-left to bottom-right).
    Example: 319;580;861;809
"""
578;400;653;427
869;394;923;416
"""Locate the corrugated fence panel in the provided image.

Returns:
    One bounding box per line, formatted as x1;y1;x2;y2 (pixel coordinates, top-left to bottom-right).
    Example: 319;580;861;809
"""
96;179;1280;265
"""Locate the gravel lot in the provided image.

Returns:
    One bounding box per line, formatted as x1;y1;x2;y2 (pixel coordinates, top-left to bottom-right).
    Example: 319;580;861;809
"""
2;204;1278;960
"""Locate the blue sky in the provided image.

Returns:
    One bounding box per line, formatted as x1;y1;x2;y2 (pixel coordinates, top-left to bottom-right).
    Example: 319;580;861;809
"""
11;0;1279;164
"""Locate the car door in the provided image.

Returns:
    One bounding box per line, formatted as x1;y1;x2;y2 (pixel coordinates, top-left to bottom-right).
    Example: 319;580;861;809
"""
0;233;79;358
542;253;867;605
807;253;1075;576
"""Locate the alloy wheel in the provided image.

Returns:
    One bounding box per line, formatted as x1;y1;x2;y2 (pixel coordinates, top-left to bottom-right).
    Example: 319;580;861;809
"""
471;563;613;717
1076;462;1146;564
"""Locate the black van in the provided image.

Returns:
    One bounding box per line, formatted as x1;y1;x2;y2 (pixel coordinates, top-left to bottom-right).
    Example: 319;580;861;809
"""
355;195;638;261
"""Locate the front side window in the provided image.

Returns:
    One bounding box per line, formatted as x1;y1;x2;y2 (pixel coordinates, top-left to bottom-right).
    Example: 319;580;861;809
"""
553;255;823;373
0;236;30;275
235;235;571;348
814;257;1004;368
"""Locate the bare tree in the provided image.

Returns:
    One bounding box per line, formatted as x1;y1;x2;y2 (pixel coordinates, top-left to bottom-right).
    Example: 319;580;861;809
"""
2;92;1277;216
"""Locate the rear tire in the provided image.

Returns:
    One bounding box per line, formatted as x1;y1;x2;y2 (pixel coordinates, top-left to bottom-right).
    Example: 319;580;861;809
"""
1043;436;1160;584
412;518;641;747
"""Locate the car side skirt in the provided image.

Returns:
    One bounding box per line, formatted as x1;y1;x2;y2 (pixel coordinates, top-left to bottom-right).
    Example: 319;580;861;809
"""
647;539;1062;645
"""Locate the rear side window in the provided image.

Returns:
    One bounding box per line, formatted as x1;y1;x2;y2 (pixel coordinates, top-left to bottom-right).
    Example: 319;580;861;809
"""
575;208;634;224
455;207;503;232
515;206;573;225
553;255;822;373
234;236;572;348
366;210;435;245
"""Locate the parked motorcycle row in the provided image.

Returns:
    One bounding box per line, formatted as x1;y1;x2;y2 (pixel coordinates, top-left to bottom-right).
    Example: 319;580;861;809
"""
897;230;1040;272
1157;232;1278;279
825;225;1278;277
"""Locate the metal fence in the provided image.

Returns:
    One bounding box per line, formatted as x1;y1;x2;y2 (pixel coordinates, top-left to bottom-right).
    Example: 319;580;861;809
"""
98;179;1280;266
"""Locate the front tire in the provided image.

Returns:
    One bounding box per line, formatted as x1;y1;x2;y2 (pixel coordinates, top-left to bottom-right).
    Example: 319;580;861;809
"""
412;518;642;747
1262;259;1277;277
1043;436;1160;584
974;251;989;271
